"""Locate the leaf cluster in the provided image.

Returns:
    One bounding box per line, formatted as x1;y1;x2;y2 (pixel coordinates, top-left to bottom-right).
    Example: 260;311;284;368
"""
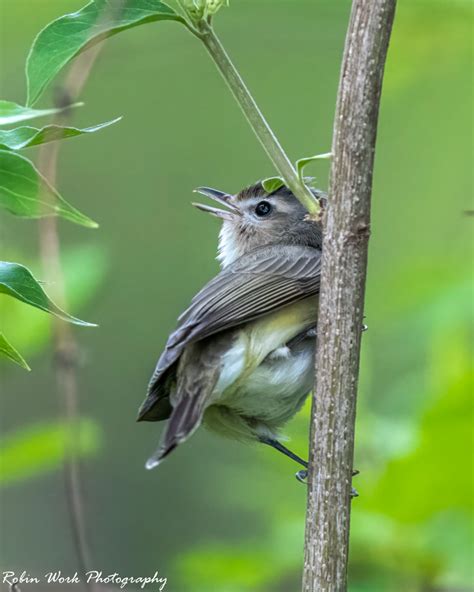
1;0;187;370
2;0;329;370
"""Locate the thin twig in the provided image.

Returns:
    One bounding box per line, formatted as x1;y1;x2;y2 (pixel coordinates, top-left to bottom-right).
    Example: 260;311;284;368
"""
36;5;119;589
189;17;319;215
37;146;94;592
302;1;397;590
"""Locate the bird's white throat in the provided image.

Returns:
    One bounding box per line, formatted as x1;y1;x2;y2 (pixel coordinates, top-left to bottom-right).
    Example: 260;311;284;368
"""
217;222;241;268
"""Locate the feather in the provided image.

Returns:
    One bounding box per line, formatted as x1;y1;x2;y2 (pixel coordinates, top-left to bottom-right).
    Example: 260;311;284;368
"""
138;244;321;422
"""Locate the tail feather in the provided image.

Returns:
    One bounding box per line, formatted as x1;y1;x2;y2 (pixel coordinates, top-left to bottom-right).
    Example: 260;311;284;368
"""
145;337;227;470
145;394;205;470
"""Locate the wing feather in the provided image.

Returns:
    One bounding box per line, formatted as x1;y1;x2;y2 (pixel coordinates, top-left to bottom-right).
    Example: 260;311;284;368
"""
138;245;321;421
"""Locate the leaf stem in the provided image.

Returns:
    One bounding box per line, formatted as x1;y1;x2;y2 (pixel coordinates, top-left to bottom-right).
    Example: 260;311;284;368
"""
194;19;319;214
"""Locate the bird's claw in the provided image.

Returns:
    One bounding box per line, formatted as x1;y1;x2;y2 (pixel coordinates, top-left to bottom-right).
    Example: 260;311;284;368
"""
351;468;359;497
296;469;308;483
296;469;360;498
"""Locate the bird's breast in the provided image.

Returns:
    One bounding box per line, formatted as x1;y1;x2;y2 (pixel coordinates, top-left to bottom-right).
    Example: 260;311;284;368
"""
213;297;317;408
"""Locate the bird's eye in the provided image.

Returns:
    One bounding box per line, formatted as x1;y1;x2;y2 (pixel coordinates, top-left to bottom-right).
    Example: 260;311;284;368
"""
255;200;272;217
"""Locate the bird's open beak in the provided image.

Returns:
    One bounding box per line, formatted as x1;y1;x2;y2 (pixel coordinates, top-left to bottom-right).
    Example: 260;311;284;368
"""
192;187;240;221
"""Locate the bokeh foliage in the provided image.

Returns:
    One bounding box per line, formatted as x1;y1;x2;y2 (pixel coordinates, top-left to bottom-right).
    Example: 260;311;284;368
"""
0;0;472;591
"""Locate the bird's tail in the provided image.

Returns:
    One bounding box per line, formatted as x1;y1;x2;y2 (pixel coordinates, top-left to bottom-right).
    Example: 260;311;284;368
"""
145;338;225;470
145;393;205;469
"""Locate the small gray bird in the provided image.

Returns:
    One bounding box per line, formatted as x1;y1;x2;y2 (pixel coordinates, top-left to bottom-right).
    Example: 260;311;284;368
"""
138;181;323;479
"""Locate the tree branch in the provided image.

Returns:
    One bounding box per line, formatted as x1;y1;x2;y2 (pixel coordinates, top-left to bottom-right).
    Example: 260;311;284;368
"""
302;1;397;590
36;6;117;589
191;18;320;215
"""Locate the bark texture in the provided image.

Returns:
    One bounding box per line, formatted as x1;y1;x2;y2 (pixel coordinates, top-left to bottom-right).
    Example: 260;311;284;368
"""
302;1;397;590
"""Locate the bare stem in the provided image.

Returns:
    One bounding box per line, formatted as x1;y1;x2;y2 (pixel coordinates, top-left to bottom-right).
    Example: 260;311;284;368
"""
36;8;112;589
38;139;95;592
192;19;319;214
302;1;396;590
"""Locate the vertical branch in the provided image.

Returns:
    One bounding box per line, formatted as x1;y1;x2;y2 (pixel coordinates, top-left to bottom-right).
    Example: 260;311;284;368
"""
36;8;115;588
37;140;93;589
302;1;396;590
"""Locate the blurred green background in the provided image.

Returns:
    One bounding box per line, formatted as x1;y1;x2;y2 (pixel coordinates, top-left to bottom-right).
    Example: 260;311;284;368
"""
0;0;472;590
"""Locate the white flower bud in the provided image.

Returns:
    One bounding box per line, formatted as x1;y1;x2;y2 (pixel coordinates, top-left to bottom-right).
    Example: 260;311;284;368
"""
183;0;229;21
183;0;206;20
206;0;229;15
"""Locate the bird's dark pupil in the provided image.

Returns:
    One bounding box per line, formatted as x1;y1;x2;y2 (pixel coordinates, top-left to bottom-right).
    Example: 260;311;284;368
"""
255;201;272;216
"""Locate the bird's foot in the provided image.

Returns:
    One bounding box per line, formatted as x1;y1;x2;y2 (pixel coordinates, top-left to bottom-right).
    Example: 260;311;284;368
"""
351;468;359;497
296;469;360;497
295;469;308;483
362;314;368;332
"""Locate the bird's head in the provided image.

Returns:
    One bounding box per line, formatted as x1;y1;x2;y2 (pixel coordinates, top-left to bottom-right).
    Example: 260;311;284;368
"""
193;181;324;267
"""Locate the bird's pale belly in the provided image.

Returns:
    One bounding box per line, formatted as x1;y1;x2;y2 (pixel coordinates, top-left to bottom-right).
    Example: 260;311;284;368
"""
232;338;315;424
203;298;317;440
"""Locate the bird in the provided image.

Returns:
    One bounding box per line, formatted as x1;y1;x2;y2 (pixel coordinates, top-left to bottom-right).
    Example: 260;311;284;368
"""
137;181;324;480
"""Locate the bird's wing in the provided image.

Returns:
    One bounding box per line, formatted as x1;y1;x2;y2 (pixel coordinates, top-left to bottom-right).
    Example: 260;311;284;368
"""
144;335;230;468
138;245;321;421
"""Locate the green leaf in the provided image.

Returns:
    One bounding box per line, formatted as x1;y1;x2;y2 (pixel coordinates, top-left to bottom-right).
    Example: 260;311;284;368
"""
296;152;332;184
0;150;97;227
262;176;285;193
0;99;82;126
0;117;121;151
0;245;107;358
0;261;96;326
26;0;185;105
0;419;102;486
0;332;30;370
